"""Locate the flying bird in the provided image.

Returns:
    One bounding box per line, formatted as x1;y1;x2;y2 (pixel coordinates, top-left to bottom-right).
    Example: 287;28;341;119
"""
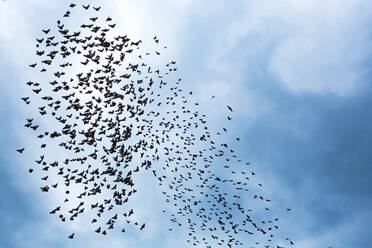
16;148;25;153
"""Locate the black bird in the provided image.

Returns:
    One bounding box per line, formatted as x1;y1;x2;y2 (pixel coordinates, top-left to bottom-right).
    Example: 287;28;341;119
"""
16;148;25;153
40;186;49;192
33;88;42;94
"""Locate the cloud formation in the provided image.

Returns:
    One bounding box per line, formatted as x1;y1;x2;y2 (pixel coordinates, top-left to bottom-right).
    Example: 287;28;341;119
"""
1;1;372;248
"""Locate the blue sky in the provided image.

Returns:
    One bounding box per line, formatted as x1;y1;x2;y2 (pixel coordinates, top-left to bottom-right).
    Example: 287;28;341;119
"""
1;0;372;247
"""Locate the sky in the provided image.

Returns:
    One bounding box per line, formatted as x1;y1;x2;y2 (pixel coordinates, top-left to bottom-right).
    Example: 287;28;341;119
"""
1;0;372;247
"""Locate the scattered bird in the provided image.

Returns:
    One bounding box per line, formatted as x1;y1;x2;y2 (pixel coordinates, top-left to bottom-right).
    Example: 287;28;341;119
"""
16;148;25;153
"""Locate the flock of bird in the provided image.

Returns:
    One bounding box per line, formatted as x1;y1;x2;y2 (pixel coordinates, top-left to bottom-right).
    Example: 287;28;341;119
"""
17;3;294;248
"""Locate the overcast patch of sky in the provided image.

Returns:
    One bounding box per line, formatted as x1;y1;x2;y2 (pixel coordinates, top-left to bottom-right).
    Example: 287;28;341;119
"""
1;0;372;248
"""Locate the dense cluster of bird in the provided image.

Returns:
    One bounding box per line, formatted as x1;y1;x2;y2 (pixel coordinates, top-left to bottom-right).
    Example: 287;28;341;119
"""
17;3;294;248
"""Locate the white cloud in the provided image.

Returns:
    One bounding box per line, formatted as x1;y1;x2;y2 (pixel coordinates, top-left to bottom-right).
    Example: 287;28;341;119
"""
213;0;372;96
269;0;372;95
271;0;371;95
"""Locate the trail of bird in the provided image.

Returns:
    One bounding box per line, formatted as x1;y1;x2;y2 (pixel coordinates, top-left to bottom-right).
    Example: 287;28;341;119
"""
17;3;295;248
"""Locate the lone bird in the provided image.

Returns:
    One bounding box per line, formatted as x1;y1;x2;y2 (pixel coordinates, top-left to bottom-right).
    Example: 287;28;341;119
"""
16;148;25;153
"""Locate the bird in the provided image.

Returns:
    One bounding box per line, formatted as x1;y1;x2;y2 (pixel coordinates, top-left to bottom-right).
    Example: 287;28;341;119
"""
40;186;49;192
16;148;25;153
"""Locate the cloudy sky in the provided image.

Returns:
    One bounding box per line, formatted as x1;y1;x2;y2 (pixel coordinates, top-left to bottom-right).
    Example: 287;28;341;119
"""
1;0;372;248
